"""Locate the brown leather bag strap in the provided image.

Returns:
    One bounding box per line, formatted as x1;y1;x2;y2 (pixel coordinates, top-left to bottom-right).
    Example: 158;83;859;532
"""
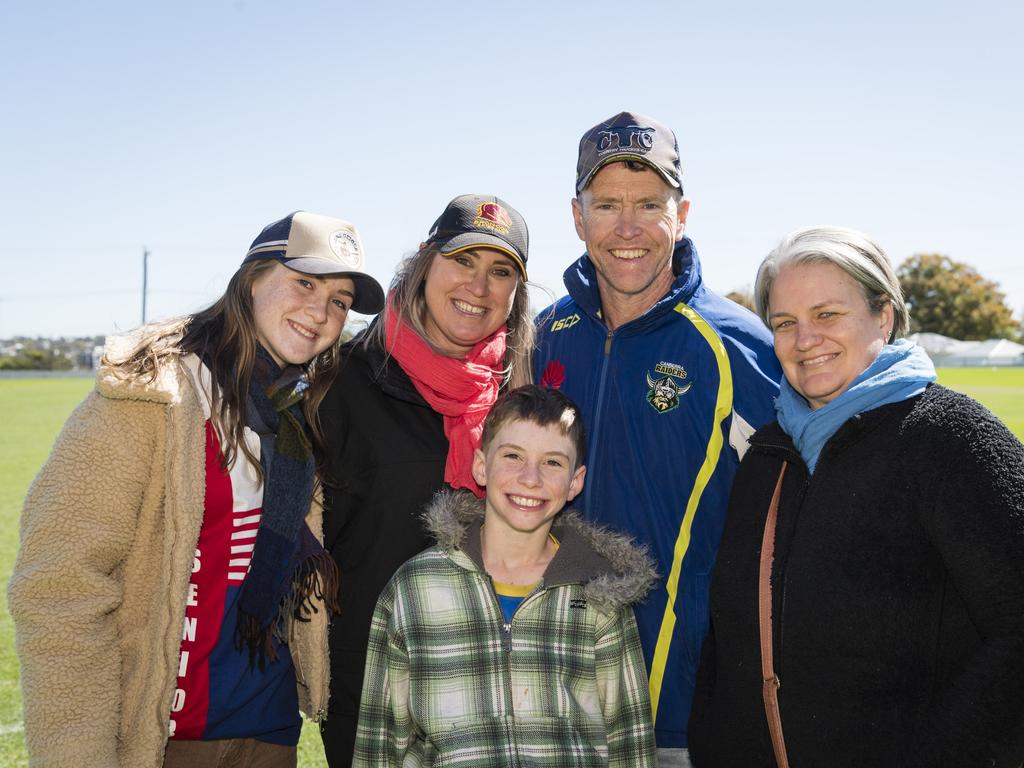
759;460;790;768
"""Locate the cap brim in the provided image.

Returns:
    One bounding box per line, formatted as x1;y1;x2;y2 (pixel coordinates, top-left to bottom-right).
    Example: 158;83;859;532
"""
435;233;527;280
283;257;386;314
577;154;682;194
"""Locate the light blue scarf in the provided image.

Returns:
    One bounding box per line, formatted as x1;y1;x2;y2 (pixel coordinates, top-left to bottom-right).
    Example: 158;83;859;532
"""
775;339;936;473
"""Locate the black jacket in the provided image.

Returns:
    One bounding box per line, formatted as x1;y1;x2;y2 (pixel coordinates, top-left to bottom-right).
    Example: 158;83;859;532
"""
318;328;448;766
689;385;1024;768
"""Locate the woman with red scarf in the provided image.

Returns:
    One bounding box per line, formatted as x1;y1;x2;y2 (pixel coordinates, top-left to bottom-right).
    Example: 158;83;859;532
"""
317;194;532;767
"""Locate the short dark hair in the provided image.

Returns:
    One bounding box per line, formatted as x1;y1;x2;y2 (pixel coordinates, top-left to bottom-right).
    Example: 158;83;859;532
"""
481;385;587;468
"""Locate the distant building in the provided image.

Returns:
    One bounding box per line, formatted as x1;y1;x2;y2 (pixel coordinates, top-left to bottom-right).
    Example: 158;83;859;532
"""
909;333;1024;367
0;336;107;371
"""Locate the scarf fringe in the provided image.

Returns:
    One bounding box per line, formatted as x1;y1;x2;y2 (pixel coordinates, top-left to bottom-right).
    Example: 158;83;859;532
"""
283;549;341;621
234;549;341;671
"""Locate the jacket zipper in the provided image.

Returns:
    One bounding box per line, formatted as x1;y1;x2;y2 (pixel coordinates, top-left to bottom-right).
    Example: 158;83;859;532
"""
485;575;522;766
584;330;615;512
487;580;552;767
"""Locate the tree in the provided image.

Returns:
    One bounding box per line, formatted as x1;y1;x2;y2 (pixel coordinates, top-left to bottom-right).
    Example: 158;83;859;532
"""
0;344;73;371
896;254;1016;340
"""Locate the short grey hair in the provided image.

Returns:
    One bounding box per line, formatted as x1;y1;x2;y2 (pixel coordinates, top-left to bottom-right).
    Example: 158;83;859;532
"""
753;225;909;341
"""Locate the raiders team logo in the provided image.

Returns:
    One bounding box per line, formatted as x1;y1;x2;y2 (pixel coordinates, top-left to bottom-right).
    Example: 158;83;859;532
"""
645;361;692;413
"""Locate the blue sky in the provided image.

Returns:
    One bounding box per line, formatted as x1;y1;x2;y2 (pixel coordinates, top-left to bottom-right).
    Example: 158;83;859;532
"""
2;0;1021;338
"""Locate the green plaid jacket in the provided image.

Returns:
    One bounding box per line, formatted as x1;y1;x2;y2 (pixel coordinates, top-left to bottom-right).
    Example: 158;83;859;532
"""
353;490;658;767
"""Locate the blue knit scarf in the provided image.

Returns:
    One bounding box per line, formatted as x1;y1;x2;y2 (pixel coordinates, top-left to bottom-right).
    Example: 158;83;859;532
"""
235;346;339;669
775;339;936;473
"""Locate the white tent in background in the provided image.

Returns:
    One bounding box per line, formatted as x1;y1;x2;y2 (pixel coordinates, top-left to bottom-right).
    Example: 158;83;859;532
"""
924;337;1024;367
907;332;967;358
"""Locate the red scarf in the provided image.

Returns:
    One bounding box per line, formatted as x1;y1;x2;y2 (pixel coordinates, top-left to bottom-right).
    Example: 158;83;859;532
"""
385;300;506;497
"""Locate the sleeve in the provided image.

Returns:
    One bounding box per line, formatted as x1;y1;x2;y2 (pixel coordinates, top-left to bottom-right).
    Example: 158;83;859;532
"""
352;580;416;768
900;399;1024;766
6;391;161;768
595;607;658;768
317;377;351;553
722;330;781;457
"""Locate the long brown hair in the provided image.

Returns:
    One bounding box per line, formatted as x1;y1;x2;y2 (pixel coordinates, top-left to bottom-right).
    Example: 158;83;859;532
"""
106;260;343;481
365;243;534;388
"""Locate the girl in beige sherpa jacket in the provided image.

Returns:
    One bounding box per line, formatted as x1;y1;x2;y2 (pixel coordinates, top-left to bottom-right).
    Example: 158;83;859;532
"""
8;212;384;768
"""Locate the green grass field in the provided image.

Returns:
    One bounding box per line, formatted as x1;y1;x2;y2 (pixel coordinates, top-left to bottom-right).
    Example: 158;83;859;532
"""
935;367;1024;438
1;369;1022;765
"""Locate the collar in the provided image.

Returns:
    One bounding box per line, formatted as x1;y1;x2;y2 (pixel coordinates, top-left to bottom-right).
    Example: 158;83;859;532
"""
749;390;930;469
424;490;657;610
97;328;187;405
563;236;703;331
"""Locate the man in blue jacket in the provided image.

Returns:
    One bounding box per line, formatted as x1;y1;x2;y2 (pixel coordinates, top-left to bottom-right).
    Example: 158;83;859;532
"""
534;111;782;767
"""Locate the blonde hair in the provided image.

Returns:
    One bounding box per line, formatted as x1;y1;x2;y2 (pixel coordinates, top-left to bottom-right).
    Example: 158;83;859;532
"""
365;244;534;388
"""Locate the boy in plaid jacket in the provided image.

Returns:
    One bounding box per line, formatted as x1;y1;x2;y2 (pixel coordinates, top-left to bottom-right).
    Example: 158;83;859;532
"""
353;385;658;767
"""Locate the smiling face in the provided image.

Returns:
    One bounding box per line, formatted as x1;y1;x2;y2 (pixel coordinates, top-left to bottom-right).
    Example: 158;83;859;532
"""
250;262;354;367
572;162;690;329
422;247;519;357
472;418;586;541
769;260;894;410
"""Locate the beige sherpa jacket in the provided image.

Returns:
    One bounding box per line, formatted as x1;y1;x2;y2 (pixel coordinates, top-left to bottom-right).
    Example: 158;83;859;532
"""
7;342;331;768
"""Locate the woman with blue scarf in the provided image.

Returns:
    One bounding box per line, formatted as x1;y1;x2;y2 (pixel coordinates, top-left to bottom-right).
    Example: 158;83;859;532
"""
688;226;1024;768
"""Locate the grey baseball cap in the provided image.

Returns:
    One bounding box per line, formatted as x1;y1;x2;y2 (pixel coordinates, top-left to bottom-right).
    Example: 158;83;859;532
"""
427;194;529;280
575;111;683;195
244;211;385;314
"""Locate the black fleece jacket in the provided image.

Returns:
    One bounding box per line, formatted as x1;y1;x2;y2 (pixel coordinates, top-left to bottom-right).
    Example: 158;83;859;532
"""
318;328;448;766
689;384;1024;768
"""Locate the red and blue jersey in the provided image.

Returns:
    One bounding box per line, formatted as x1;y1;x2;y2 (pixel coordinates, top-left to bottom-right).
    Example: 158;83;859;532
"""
168;357;301;746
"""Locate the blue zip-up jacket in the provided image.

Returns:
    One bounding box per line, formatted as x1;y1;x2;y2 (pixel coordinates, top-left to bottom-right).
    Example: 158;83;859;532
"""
533;237;781;748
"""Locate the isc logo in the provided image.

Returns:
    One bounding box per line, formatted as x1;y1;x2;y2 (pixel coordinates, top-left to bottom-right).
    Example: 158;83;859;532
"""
551;314;580;332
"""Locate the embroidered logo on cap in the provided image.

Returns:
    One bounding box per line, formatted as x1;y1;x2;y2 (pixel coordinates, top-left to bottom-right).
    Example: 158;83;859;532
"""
597;124;655;155
645;361;693;413
329;230;362;269
473;202;512;235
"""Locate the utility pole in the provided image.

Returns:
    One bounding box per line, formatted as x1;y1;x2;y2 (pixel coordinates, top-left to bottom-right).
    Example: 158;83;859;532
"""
142;246;150;324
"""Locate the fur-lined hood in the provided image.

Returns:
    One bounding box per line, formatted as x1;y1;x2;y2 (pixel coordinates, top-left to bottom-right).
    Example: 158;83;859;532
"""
423;489;658;611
